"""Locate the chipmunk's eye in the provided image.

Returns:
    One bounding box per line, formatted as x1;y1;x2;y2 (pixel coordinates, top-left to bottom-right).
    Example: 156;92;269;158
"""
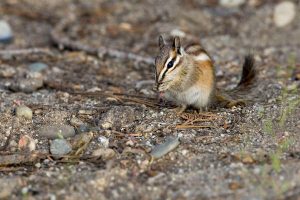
167;60;174;68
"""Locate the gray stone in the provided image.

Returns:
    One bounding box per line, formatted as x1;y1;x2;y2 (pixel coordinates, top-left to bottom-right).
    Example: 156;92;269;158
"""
28;62;48;72
97;136;109;148
10;77;44;93
274;1;296;27
151;136;180;159
38;124;75;139
15;105;33;120
50;139;72;157
0;20;13;43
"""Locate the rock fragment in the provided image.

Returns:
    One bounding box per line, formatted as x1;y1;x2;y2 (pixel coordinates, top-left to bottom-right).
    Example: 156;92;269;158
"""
15;105;33;120
0;20;13;43
151;136;180;159
50;139;72;157
18;135;36;152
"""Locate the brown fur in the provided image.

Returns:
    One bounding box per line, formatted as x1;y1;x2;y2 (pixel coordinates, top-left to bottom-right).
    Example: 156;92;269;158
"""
155;36;257;111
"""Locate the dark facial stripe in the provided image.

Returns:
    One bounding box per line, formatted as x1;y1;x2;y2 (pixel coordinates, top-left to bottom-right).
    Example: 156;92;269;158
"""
160;57;176;82
154;65;158;82
169;57;182;73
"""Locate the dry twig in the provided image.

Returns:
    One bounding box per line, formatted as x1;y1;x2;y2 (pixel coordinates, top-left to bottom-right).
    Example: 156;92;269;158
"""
175;112;220;129
0;48;53;56
0;152;47;166
176;124;215;129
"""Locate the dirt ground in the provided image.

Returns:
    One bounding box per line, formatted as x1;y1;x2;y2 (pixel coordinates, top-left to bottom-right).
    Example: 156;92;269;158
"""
0;0;300;199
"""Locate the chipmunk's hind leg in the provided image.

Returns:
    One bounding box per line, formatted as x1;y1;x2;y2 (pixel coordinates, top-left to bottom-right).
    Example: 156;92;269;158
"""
215;92;247;108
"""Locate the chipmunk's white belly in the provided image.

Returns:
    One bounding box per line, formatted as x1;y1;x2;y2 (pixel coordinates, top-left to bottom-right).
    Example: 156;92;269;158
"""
165;85;211;108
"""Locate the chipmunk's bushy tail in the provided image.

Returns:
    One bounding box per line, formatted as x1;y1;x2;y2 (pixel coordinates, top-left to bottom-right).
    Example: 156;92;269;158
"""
229;54;257;98
237;54;256;89
214;55;257;108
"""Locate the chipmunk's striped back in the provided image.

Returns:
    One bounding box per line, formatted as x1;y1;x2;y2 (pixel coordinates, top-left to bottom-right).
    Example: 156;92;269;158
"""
185;44;212;62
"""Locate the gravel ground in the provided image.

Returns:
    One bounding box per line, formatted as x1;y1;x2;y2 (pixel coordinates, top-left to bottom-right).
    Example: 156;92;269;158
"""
0;0;300;199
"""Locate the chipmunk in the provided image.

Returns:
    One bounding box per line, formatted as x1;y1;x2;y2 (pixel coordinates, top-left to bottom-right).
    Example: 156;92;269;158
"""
155;35;256;113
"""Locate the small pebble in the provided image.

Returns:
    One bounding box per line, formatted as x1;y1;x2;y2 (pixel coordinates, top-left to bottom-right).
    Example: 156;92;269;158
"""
28;62;48;72
0;65;16;78
0;20;13;43
21;187;29;195
150;136;180;159
70;117;84;127
273;1;296;27
92;148;116;160
35;163;41;168
18;135;36;152
97;136;109;148
50;139;72;157
15;105;33;120
38;124;75;139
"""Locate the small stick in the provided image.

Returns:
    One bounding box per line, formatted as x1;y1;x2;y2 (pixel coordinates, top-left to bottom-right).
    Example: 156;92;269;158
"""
0;48;53;56
175;125;214;129
0;152;47;166
127;133;143;137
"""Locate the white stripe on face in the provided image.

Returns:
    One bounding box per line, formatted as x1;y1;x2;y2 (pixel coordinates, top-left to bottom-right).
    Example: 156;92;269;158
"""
158;55;181;83
158;56;173;82
195;53;210;61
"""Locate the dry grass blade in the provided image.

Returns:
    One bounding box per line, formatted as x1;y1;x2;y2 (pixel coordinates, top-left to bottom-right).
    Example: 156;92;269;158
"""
175;125;215;129
0;166;24;172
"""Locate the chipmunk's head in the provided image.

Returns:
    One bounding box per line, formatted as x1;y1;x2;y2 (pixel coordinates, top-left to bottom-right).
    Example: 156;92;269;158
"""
155;35;185;92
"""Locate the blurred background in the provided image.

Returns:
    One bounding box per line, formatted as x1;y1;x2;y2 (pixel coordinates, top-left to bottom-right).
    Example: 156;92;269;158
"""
1;0;299;91
1;0;299;58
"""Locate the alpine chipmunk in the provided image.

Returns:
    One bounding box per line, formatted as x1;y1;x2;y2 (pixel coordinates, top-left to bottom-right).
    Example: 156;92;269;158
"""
155;36;256;113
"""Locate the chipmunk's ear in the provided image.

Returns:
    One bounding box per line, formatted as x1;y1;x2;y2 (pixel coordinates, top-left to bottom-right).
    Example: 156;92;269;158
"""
173;36;181;54
158;35;165;49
